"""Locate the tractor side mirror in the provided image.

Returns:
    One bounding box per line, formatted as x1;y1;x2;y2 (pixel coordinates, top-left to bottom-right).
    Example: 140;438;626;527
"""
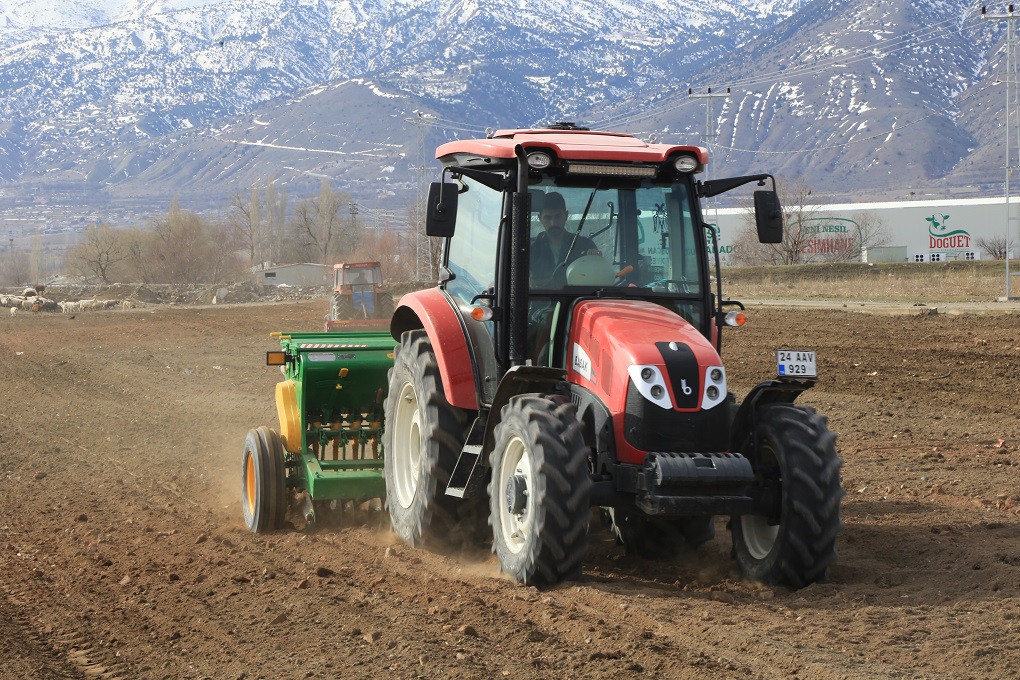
426;182;458;238
753;190;783;243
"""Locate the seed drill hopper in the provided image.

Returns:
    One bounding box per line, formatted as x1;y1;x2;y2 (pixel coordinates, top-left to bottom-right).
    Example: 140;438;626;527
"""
241;330;394;530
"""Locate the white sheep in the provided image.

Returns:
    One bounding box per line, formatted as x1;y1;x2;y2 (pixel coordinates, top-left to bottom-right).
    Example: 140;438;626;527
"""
122;300;136;310
9;307;15;317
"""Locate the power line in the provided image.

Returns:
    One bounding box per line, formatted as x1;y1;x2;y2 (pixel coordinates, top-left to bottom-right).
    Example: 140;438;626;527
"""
404;112;434;280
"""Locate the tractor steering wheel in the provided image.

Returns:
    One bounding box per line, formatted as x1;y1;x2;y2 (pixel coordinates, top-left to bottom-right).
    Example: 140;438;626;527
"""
644;278;693;294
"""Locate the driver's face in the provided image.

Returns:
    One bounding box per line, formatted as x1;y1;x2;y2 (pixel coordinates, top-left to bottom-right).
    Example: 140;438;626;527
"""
539;209;567;232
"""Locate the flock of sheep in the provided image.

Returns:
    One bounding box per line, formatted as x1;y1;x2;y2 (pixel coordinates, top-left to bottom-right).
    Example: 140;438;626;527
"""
1;286;137;317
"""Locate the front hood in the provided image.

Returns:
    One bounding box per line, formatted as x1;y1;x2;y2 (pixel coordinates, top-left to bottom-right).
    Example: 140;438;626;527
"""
568;299;724;412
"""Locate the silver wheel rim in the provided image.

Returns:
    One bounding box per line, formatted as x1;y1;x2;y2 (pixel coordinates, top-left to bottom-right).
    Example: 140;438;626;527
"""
740;515;779;559
392;380;422;509
742;444;780;559
496;435;534;555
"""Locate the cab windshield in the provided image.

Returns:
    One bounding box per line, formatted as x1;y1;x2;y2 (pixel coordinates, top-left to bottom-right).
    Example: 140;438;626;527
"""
528;177;703;297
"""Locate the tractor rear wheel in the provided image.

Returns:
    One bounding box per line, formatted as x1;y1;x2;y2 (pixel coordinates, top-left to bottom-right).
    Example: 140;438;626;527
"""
241;426;287;532
376;292;394;319
732;403;843;587
330;293;354;321
383;330;472;547
488;394;592;585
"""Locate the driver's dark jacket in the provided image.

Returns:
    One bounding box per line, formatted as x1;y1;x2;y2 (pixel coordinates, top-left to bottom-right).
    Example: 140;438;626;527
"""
530;231;597;287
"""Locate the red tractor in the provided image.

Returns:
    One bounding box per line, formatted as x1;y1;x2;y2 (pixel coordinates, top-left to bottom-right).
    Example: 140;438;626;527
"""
382;124;842;587
325;261;394;331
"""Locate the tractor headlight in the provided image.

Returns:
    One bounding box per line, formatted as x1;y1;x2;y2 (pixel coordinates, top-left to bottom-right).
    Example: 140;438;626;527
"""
527;151;553;170
673;155;699;173
628;365;673;410
702;366;727;409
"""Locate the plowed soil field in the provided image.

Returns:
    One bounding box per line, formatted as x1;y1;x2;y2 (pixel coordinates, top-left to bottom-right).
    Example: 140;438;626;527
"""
2;300;1019;679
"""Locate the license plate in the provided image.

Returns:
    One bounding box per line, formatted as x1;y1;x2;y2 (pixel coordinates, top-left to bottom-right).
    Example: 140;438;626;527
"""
777;350;817;378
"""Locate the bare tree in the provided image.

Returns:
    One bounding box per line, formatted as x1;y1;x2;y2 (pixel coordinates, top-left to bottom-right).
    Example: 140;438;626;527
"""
976;234;1012;260
732;182;817;266
229;177;288;268
348;228;414;282
0;247;29;286
731;183;889;266
67;223;129;284
147;199;242;284
291;180;356;264
839;211;890;262
206;221;245;284
121;228;153;283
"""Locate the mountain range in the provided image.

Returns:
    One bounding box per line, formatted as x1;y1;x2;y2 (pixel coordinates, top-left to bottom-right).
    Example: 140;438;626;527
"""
0;0;1008;229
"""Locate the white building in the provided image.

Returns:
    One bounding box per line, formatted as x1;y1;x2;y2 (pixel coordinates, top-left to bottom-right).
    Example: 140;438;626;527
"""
709;196;1018;266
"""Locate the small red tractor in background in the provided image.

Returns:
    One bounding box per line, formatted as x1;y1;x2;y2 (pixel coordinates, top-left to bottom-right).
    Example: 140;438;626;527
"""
324;261;394;331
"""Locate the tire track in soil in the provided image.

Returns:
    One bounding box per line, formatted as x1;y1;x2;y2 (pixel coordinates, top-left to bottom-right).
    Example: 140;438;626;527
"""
0;566;126;679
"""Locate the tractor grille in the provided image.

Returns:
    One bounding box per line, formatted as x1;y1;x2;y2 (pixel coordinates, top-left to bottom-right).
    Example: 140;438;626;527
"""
623;382;730;453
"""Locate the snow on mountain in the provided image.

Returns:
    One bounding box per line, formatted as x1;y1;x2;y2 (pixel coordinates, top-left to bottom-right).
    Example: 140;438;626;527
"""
0;0;1008;213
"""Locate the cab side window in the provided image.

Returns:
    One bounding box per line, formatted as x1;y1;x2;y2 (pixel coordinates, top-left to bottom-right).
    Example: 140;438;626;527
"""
446;178;501;305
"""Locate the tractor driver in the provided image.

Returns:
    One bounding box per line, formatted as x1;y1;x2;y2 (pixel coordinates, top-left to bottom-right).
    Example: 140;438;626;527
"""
530;191;600;288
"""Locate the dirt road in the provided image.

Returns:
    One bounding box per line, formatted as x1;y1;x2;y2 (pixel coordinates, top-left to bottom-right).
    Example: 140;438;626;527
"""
1;300;1018;679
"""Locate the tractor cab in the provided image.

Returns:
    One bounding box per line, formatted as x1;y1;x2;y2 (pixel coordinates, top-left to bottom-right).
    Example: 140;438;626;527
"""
422;127;781;396
334;261;383;314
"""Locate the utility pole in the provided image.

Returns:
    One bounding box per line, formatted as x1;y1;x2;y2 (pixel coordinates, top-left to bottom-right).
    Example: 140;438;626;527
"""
689;87;731;236
349;201;358;234
984;5;1020;299
404;111;435;282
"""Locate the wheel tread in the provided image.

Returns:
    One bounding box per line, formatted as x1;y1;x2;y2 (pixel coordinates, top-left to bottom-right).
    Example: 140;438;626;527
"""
489;394;592;585
733;403;843;587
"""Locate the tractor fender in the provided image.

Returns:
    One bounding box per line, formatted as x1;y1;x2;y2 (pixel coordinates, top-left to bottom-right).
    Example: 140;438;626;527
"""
730;379;815;462
275;379;302;454
480;365;567;456
390;288;478;410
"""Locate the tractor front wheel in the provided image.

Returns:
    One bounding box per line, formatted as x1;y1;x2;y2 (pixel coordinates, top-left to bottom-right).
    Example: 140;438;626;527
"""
488;394;592;585
732;403;843;587
241;426;287;532
383;330;471;547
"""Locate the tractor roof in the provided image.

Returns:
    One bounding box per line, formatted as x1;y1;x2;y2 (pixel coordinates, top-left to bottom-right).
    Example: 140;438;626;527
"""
435;128;708;165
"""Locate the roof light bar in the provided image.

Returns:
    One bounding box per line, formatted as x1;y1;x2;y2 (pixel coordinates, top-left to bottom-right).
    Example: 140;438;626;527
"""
566;163;657;177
